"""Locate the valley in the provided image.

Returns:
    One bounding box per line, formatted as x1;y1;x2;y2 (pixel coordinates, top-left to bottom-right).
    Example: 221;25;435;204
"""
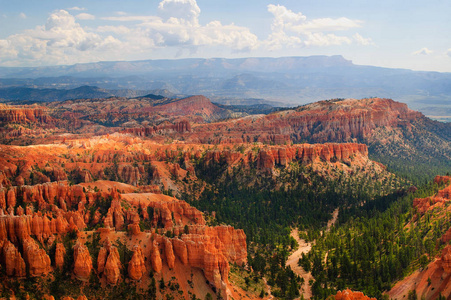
0;93;450;300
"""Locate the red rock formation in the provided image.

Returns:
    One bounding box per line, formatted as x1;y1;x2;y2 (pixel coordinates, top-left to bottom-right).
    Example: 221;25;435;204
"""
388;245;451;299
164;237;175;269
150;240;162;273
172;238;188;265
104;246;121;285
185;225;247;265
55;242;66;269
413;176;451;215
434;176;451;185
128;223;141;235
97;237;122;284
2;240;26;277
122;120;191;137
22;237;51;276
0;104;52;125
182;234;229;289
128;245;146;280
97;246;108;274
441;245;451;273
335;289;376;300
73;241;92;281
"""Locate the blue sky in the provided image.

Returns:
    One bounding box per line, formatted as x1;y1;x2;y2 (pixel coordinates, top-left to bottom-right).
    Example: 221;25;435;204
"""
0;0;450;72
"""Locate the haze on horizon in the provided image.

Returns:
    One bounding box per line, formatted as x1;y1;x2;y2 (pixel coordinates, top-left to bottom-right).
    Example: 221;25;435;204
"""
0;0;450;72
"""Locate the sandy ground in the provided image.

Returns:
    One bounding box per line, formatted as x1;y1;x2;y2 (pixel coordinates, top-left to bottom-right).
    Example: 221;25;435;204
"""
262;277;274;300
324;208;339;263
286;208;339;299
327;208;339;232
286;228;313;299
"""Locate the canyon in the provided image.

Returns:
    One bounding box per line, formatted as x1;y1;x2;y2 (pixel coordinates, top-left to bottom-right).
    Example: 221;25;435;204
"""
0;94;448;299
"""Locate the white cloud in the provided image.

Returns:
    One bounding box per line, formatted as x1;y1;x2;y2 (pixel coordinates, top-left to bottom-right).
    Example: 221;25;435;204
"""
0;10;122;66
76;13;95;20
102;15;157;22
447;49;451;58
158;0;200;25
413;47;433;55
353;33;374;46
0;1;373;66
97;25;132;35
68;7;86;11
103;0;258;52
115;11;128;16
19;13;27;19
265;4;367;49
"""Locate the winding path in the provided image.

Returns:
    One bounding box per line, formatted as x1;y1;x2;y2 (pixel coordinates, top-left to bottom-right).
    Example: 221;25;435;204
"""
285;208;339;299
286;228;313;299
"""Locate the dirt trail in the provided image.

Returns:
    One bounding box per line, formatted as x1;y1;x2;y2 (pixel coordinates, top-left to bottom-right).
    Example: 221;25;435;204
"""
327;208;339;232
262;277;274;300
324;208;340;263
286;228;313;299
286;208;339;299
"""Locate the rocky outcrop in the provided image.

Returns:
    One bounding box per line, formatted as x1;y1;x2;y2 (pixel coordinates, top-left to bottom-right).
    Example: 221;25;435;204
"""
413;175;451;215
128;245;146;280
97;238;122;285
119;165;141;186
60;296;88;300
150;240;162;273
0;104;52;125
124;194;206;228
335;289;376;300
122;120;192;137
22;237;51;276
441;245;451;273
141;225;248;292
172;238;188;265
164;237;175;269
73;241;92;281
104;246;121;285
2;240;26;277
55;242;66;269
181;234;229;289
127;223;141;235
388;244;451;299
0;213;74;243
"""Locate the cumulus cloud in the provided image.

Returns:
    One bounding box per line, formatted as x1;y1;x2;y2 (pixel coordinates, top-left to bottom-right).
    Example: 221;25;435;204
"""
19;13;27;19
0;10;121;66
102;15;156;22
0;0;373;66
353;33;374;46
413;47;433;55
265;4;366;49
103;0;258;51
158;0;200;25
68;7;86;11
76;13;95;20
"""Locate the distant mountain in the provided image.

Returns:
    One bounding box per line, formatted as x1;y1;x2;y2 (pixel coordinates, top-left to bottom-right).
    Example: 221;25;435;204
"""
0;86;173;102
0;56;450;116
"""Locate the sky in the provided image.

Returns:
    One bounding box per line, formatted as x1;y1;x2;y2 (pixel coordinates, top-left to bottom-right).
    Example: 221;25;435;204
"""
0;0;450;72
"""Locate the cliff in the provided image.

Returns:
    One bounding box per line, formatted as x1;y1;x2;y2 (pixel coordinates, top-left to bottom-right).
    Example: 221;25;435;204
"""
335;289;377;300
73;241;93;282
0;176;249;298
0;134;377;193
0;104;53;125
127;97;422;145
388;245;451;299
413;175;451;215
